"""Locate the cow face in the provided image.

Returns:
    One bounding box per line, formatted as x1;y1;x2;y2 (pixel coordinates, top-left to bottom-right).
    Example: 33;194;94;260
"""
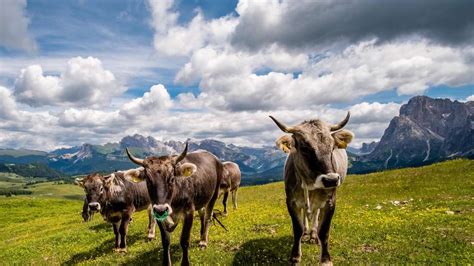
271;112;354;189
75;173;105;212
125;143;197;219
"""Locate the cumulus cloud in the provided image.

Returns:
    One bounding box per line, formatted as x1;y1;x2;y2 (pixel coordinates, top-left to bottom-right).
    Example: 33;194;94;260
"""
0;0;37;52
174;41;474;111
14;57;124;107
232;0;474;50
148;0;237;56
466;95;474;102
0;86;19;120
120;84;173;118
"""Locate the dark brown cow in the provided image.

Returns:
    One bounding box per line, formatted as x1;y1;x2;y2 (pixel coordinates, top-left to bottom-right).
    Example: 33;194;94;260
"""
220;161;241;215
125;142;223;266
270;112;354;265
75;168;156;252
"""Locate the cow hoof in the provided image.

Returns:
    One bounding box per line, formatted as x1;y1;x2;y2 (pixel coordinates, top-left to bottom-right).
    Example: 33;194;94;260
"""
301;234;310;242
223;212;228;217
147;234;156;240
198;241;208;249
289;256;301;264
113;248;127;253
320;260;332;266
309;237;319;245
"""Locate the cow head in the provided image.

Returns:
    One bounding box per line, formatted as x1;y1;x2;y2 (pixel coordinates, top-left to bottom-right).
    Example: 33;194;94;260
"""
75;173;105;212
270;112;353;189
124;142;197;219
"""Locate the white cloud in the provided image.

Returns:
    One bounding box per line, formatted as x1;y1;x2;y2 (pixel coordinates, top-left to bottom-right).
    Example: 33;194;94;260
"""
466;95;474;102
0;0;37;53
13;56;124;107
148;0;237;56
0;86;19;120
120;84;173;118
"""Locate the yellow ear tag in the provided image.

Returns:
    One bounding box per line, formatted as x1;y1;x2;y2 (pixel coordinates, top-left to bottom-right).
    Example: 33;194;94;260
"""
335;137;347;149
282;143;291;153
131;173;143;183
183;168;193;177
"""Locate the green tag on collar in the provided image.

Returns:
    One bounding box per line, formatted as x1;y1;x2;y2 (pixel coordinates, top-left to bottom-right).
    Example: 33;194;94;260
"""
153;210;169;222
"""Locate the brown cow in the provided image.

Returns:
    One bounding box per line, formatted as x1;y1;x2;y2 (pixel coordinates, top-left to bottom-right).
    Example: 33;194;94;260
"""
125;142;223;266
220;161;241;215
75;168;156;252
270;112;353;265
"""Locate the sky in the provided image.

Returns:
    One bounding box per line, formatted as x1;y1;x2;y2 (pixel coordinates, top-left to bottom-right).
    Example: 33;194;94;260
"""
0;0;473;151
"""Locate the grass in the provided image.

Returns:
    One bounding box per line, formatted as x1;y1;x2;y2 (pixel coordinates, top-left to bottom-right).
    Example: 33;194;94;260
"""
0;159;472;264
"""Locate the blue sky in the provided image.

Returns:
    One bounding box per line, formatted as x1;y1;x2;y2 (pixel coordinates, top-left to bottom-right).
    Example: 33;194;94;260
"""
0;0;473;150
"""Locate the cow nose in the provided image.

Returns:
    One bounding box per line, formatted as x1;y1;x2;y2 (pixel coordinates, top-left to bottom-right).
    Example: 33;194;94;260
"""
153;205;169;215
321;173;340;188
88;202;100;211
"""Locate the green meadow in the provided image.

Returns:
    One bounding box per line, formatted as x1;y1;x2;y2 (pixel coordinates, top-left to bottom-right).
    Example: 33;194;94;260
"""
0;159;472;264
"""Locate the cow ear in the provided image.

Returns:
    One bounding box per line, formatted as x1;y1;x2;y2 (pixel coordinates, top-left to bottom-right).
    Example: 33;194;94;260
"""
276;135;294;153
332;130;354;149
75;177;85;187
123;167;145;183
179;163;197;177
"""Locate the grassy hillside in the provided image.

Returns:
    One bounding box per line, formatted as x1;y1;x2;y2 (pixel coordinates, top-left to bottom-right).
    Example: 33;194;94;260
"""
0;159;472;264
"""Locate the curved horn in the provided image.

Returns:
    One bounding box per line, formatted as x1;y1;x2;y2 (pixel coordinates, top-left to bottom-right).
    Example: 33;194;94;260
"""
126;148;144;166
269;116;297;133
175;141;188;164
330;111;350;131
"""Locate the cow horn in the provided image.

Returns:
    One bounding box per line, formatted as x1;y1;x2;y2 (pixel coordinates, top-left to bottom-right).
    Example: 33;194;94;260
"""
269;116;297;133
330;111;350;131
126;148;144;166
175;141;188;164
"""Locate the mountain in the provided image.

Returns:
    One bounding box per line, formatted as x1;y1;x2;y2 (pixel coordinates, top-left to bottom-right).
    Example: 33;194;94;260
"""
351;96;473;173
0;96;471;183
5;134;287;181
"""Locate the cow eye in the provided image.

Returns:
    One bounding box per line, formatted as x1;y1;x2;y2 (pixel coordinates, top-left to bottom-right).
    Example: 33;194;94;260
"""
99;186;104;194
169;176;175;184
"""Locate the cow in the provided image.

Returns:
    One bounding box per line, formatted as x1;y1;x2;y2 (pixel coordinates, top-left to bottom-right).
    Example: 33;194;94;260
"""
125;142;223;266
220;161;241;216
75;168;157;252
269;112;354;265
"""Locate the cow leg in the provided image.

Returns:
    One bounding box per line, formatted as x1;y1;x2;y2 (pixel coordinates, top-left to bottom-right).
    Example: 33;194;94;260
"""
198;208;205;237
287;200;304;264
118;213;132;252
147;205;157;240
318;202;336;265
222;191;229;216
199;189;218;249
112;222;120;250
158;221;172;266
309;208;320;244
180;212;193;266
231;189;238;210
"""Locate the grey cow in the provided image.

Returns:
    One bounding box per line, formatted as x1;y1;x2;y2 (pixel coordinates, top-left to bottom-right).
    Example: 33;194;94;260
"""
75;169;157;252
220;161;241;215
125;142;223;266
270;112;354;265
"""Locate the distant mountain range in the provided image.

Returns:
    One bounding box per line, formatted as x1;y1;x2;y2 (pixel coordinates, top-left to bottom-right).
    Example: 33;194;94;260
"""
351;96;473;173
0;96;472;184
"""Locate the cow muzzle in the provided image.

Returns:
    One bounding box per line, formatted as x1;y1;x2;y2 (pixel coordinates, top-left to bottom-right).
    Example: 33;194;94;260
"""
88;202;101;211
320;173;341;188
153;204;172;216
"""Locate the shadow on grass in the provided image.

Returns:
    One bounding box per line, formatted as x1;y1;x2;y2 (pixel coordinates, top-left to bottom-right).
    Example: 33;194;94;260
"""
232;236;292;266
124;243;182;265
62;233;143;265
89;222;110;232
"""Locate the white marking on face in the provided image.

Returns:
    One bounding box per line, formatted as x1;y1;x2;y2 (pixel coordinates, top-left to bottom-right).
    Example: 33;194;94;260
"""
302;173;341;190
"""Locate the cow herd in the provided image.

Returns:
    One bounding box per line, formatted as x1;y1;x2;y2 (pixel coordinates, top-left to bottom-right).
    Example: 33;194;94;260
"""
75;113;353;265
